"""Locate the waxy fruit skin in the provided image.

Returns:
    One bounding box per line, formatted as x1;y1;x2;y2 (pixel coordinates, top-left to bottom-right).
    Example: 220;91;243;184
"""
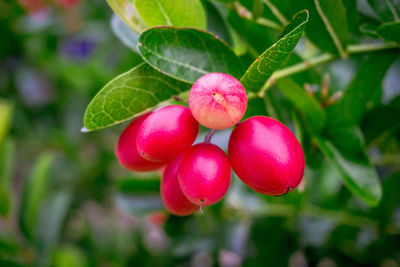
189;73;247;130
116;113;168;171
161;155;199;216
228;116;305;196
178;143;231;206
136;105;199;162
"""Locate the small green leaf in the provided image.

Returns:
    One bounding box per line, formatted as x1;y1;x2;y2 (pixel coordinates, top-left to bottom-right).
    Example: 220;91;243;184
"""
0;140;15;217
275;78;326;134
138;27;243;83
106;0;146;33
20;154;54;240
326;51;397;128
133;0;206;29
315;137;382;206
377;21;400;43
240;10;308;92
0;99;12;147
83;63;191;131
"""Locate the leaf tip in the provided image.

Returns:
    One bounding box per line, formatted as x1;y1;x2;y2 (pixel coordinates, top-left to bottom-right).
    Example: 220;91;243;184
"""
80;126;90;133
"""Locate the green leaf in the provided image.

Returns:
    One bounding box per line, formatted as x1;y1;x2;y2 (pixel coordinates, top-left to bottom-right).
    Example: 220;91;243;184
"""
204;0;232;44
35;191;72;267
326;51;397;128
83;63;191;131
133;0;206;29
111;14;139;52
53;246;88;267
227;10;277;55
106;0;146;33
240;10;308;92
20;154;54;240
0;140;15;217
138;27;243;83
314;0;349;57
367;0;400;22
0;99;12;147
116;176;160;194
315;137;382;206
377;21;400;43
275;78;325;134
370;172;400;229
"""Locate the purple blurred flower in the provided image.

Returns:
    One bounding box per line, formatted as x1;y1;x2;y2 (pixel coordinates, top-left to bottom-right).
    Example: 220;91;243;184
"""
60;37;96;60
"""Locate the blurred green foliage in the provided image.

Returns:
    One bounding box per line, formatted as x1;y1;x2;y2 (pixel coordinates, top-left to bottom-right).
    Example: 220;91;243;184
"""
1;0;400;266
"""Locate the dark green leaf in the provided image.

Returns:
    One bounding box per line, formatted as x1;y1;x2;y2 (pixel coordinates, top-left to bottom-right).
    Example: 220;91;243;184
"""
314;0;349;54
227;10;277;55
0;140;15;217
204;0;232;44
138;27;243;83
377;21;400;43
252;0;264;19
243;97;268;119
367;0;400;22
19;154;54;240
370;172;400;229
240;10;309;92
326;51;397;128
133;0;206;29
315;137;382;206
83;63;191;131
116;177;160;194
275;77;325;134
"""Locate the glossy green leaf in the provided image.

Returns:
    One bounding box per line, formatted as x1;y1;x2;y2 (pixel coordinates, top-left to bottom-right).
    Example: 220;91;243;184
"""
20;154;54;240
326;51;397;128
133;0;206;29
106;0;146;33
240;10;308;92
315;137;382;206
204;0;232;44
138;27;243;83
367;0;399;22
0;140;15;217
275;78;325;134
377;21;400;43
83;63;191;131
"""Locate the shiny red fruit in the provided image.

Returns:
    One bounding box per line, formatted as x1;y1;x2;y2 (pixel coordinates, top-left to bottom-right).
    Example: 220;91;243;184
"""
136;105;199;162
189;73;247;130
116;114;168;171
228;116;305;196
161;156;199;216
178;143;231;206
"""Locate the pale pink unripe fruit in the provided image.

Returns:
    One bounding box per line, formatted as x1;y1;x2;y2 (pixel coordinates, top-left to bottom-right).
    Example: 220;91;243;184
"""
178;143;231;206
189;73;247;130
161;155;199;216
136;105;199;162
116;113;168;171
228;116;305;196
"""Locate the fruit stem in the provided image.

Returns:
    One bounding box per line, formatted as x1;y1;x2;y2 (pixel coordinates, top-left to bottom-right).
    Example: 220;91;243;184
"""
199;200;204;214
204;129;216;143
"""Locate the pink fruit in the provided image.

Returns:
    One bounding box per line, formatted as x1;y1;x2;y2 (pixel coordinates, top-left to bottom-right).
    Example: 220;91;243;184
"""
178;143;231;206
136;105;199;162
189;73;247;130
116;114;168;171
228;116;304;196
161;155;199;216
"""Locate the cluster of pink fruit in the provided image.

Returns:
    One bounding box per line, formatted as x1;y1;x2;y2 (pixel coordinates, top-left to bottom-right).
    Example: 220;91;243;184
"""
116;73;305;216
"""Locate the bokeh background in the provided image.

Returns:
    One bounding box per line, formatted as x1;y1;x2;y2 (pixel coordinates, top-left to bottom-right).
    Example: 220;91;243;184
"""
1;0;400;266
